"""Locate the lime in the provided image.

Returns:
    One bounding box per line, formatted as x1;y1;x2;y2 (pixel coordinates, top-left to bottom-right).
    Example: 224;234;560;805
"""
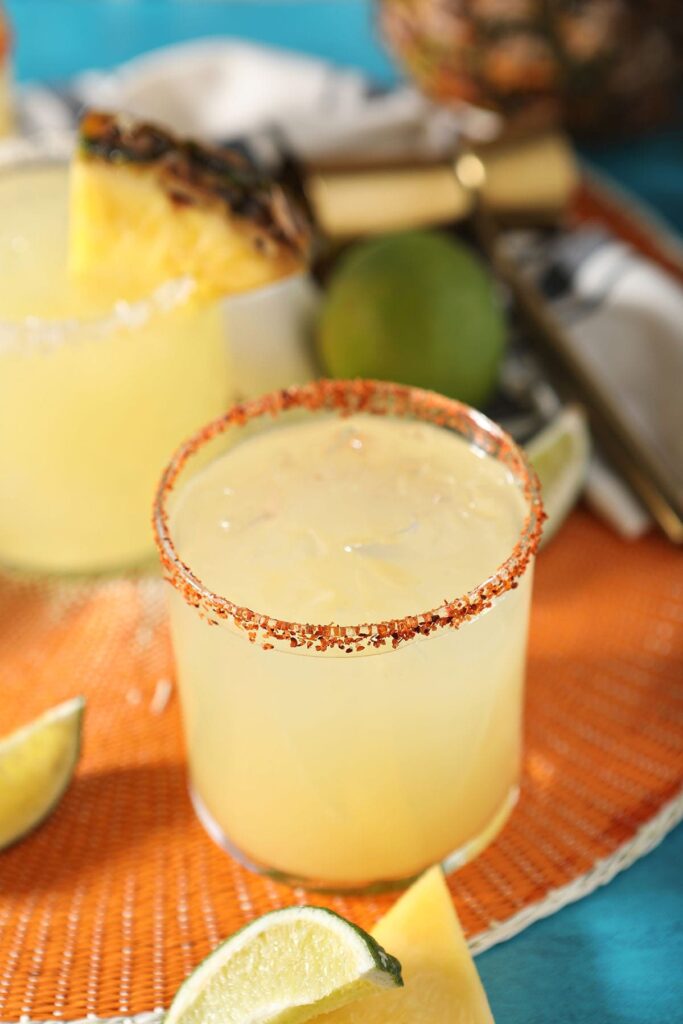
318;231;506;408
0;696;85;851
166;906;403;1024
527;405;590;547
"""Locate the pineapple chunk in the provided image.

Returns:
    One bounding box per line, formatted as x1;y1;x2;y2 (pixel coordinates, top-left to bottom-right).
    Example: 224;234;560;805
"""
314;867;495;1023
70;111;310;298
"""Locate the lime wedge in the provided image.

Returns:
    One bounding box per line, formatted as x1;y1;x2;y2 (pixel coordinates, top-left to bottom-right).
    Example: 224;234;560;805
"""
526;405;590;547
166;906;403;1024
0;696;85;851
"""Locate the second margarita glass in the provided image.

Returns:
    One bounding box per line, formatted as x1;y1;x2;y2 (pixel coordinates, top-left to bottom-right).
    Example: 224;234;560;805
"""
155;380;543;891
0;139;227;575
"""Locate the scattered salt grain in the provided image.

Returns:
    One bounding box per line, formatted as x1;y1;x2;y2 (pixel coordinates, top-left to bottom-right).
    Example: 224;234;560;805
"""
150;678;173;715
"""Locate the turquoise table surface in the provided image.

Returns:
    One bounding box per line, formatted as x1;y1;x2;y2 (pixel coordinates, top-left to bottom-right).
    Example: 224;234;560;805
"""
6;3;683;1021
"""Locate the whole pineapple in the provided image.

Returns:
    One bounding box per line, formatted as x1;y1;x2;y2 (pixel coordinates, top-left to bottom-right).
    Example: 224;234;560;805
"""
379;0;682;136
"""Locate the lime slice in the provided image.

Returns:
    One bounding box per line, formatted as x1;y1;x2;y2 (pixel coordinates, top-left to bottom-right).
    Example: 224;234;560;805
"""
0;696;85;851
526;405;590;547
166;906;403;1024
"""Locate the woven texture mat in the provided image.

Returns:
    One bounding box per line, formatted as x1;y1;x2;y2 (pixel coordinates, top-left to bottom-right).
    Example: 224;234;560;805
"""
0;509;682;1021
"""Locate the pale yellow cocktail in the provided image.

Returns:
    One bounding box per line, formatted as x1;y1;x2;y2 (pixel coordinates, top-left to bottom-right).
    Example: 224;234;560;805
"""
155;381;543;889
0;156;227;573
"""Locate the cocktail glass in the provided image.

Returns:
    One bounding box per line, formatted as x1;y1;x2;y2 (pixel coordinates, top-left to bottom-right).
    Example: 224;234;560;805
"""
0;138;228;574
154;379;544;891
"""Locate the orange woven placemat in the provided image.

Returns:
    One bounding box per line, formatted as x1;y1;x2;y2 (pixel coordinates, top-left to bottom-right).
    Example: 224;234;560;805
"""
0;509;682;1021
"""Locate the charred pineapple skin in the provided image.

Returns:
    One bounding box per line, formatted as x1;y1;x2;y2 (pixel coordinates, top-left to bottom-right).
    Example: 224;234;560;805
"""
71;111;310;297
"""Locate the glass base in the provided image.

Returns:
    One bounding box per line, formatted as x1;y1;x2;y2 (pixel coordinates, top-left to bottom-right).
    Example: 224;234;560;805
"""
190;782;519;895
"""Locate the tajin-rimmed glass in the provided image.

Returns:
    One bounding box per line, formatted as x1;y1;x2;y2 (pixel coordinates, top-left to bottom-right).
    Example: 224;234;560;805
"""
154;379;544;891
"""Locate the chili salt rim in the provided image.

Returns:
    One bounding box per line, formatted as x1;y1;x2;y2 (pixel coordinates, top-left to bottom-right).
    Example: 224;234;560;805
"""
153;379;545;654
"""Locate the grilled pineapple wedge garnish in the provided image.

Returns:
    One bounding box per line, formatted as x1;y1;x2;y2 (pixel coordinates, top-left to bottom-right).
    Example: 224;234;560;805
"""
70;111;311;298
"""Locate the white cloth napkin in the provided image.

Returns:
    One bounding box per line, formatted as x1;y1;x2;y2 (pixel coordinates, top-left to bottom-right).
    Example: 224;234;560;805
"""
19;38;498;159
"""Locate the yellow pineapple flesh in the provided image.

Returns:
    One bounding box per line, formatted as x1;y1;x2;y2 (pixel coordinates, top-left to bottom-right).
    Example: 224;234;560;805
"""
314;867;495;1023
69;111;311;298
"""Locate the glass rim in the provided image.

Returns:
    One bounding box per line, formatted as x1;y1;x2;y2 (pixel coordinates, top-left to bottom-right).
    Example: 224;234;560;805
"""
0;131;200;352
153;379;545;654
0;277;198;352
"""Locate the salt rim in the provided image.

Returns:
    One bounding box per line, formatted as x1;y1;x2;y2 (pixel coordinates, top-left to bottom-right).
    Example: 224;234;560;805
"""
0;277;197;353
153;379;545;655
